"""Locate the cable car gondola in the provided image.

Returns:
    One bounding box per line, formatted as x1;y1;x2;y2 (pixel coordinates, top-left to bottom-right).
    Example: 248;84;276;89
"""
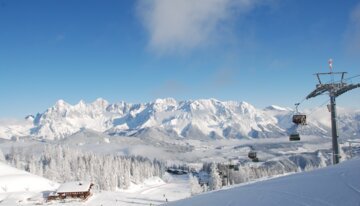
289;103;306;141
248;151;257;159
292;114;306;125
289;133;300;141
292;103;307;125
248;151;259;162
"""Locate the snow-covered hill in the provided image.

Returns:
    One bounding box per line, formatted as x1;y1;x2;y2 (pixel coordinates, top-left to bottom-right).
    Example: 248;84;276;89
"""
0;98;359;140
0;161;58;205
0;162;58;193
167;158;360;206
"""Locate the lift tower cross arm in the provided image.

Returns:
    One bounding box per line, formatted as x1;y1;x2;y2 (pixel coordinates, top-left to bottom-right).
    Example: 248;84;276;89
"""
334;83;360;97
306;85;328;100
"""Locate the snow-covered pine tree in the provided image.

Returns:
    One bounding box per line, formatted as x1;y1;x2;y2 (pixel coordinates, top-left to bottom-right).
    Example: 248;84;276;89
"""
0;149;5;162
189;174;203;196
208;162;222;191
202;183;208;192
123;158;131;189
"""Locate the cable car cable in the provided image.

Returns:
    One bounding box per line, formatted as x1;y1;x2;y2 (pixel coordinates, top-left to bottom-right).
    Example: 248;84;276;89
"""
344;74;360;81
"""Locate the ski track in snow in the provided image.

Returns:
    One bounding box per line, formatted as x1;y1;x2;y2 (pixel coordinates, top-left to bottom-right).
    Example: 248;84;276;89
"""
346;183;360;195
267;189;334;206
340;173;360;196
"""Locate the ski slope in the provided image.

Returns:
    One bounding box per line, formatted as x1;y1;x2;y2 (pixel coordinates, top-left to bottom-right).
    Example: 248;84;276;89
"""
87;175;190;206
0;162;59;205
167;158;360;206
0;162;58;193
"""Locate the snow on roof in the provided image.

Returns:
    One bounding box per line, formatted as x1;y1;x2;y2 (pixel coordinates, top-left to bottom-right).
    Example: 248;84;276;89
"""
48;191;59;196
56;181;92;193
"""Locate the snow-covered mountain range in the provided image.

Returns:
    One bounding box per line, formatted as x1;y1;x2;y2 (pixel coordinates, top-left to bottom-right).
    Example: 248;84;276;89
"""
0;98;359;140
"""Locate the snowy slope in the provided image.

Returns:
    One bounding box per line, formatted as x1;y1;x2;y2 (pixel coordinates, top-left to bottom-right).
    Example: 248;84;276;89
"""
167;158;360;206
0;161;59;205
0;98;359;140
0;162;58;193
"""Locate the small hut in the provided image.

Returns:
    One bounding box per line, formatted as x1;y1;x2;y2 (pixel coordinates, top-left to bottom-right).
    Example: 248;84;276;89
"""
47;181;94;201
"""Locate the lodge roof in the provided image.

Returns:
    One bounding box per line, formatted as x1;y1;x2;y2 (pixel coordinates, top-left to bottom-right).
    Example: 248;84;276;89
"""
56;181;92;193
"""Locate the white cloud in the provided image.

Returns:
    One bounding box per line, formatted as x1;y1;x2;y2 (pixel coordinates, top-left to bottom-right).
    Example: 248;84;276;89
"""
351;2;360;26
0;118;27;125
136;0;267;54
344;2;360;54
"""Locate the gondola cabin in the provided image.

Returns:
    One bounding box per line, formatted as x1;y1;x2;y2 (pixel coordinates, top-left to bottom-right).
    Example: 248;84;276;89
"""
292;114;306;125
289;133;300;141
248;151;257;159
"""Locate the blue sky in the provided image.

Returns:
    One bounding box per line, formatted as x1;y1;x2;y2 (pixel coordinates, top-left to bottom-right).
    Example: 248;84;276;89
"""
0;0;360;118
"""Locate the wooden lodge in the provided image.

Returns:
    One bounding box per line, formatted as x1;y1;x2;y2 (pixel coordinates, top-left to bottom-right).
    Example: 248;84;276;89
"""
47;181;94;201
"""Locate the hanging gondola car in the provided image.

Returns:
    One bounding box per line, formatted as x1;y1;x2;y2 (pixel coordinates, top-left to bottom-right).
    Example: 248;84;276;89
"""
292;114;307;125
248;151;257;159
289;133;300;141
289;103;306;141
292;103;307;125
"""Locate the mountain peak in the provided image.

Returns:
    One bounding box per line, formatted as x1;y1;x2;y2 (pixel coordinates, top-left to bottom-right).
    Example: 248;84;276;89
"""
154;98;177;105
76;100;86;107
91;98;109;109
94;97;107;103
54;99;70;109
25;115;34;122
